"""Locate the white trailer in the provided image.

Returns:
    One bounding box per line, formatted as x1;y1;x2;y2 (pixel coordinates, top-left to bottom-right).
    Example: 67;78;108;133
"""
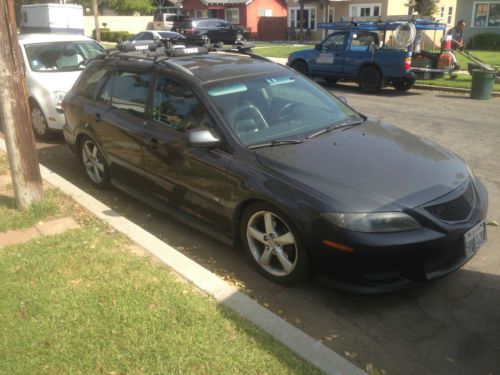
20;4;84;35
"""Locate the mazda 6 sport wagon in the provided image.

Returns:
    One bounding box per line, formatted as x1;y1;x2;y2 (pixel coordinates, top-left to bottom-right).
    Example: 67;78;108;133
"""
63;46;488;292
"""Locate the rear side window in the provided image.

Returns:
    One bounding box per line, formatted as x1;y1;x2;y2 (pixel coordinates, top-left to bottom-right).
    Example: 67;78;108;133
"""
107;70;153;118
152;76;213;132
75;64;110;99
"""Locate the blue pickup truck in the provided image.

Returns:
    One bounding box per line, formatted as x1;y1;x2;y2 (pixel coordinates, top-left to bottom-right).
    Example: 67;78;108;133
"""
287;19;450;92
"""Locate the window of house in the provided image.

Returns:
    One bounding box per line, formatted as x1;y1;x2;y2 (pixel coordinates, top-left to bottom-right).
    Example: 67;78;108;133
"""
108;71;152;118
350;3;382;18
448;7;453;24
328;8;335;23
473;2;500;27
153;77;213;132
258;9;273;17
288;7;317;29
225;8;240;24
195;9;207;18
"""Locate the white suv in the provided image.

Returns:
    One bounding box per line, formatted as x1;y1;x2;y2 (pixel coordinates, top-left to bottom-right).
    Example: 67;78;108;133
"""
18;33;104;139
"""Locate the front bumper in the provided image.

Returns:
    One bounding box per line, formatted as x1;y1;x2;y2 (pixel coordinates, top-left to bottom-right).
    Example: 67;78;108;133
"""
311;179;488;293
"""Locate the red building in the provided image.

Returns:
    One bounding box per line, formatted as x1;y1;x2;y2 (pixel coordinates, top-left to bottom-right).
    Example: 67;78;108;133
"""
181;0;287;38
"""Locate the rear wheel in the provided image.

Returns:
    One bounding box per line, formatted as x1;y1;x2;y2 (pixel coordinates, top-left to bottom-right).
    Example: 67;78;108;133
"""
358;66;382;93
392;78;414;92
240;202;311;285
290;60;309;77
324;77;338;85
79;137;110;189
30;103;51;140
201;35;210;47
235;32;246;44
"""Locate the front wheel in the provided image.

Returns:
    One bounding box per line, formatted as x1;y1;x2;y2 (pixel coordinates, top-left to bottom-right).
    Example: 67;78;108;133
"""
30;103;51;140
290;60;310;77
358;66;382;93
79;137;110;189
240;202;311;285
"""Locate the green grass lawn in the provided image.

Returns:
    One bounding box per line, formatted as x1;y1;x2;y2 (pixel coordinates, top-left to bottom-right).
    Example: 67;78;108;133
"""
417;73;500;91
455;50;500;69
253;43;310;58
0;214;320;374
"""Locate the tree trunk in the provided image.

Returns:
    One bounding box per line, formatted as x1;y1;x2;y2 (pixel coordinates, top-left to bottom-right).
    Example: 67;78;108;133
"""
0;0;43;209
93;0;101;42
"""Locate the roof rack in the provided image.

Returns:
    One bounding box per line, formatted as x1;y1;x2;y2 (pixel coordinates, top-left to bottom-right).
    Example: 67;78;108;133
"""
318;17;446;31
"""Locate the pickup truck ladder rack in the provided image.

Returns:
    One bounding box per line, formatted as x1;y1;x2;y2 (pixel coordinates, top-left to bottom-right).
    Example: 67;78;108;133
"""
318;18;446;31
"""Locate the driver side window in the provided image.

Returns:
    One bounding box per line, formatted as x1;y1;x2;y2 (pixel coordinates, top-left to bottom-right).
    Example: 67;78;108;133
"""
322;33;346;49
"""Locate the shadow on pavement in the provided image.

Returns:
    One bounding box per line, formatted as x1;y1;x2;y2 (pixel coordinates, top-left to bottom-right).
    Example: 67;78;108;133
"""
36;140;500;375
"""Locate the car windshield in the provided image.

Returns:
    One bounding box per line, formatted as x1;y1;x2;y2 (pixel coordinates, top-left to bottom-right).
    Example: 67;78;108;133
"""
206;74;362;146
24;41;104;72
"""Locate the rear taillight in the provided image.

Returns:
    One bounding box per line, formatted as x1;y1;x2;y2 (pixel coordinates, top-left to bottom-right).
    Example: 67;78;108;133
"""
404;56;412;71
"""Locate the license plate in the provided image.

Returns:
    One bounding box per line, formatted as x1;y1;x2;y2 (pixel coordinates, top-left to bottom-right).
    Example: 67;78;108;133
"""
464;221;486;258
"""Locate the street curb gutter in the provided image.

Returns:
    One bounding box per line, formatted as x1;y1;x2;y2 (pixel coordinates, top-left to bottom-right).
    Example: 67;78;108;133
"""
0;140;365;375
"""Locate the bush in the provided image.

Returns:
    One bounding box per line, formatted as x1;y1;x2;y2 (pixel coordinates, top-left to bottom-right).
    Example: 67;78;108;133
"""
471;32;500;51
92;27;110;40
113;31;133;42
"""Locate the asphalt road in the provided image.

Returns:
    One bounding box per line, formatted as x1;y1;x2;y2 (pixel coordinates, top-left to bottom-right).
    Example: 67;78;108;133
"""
36;86;500;375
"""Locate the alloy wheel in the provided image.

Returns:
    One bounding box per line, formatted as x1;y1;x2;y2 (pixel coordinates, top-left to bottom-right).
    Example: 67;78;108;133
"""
81;139;106;184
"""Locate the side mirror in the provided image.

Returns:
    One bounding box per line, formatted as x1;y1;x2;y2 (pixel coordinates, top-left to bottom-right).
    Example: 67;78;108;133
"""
154;34;160;40
369;42;376;52
187;129;220;148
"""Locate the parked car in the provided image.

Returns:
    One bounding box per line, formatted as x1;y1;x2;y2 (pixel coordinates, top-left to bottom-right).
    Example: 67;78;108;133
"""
117;30;185;51
63;46;488;292
177;18;248;46
18;33;105;139
152;12;188;31
288;19;451;92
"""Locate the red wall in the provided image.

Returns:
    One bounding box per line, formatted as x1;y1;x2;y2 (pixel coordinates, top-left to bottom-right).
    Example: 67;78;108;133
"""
246;0;287;34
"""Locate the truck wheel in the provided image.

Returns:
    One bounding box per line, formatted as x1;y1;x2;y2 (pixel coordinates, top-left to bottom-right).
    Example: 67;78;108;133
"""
393;78;414;92
324;77;338;85
290;60;309;77
358;66;382;93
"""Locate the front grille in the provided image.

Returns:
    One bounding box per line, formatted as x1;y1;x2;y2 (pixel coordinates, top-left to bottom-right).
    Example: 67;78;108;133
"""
425;182;475;222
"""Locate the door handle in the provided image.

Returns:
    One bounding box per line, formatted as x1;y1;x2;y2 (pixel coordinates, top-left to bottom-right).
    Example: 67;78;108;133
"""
94;113;101;122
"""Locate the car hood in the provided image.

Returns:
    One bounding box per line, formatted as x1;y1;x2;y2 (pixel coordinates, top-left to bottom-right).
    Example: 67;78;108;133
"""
30;70;82;93
254;120;468;212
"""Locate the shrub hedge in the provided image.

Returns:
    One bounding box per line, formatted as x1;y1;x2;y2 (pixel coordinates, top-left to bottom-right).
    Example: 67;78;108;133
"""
471;33;500;51
92;28;134;42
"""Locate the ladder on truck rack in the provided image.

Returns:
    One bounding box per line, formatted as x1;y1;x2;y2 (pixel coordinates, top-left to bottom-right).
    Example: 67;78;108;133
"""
318;17;447;31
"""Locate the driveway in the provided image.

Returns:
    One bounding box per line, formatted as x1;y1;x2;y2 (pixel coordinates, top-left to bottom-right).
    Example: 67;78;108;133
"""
36;87;500;375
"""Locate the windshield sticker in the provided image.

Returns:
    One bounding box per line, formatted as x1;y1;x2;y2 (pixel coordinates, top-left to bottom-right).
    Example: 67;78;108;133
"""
316;53;334;64
207;83;247;97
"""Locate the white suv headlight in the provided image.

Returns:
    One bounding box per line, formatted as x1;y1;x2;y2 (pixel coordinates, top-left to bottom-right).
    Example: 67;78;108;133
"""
52;91;66;110
322;212;421;233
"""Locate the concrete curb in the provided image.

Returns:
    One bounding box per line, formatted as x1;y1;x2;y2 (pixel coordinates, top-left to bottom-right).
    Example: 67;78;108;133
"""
0;139;366;375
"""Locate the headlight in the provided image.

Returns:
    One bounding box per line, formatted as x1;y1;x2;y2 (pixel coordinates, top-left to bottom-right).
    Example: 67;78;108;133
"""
52;91;66;110
322;212;421;233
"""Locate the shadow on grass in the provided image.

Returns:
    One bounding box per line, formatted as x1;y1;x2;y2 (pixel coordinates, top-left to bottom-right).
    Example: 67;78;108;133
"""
0;194;16;209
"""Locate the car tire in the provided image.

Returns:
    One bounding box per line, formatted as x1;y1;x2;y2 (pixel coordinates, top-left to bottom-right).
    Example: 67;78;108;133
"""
30;102;51;140
392;78;414;91
324;77;338;85
235;32;246;44
79;136;110;189
358;66;382;93
240;202;311;285
290;60;310;77
201;35;211;48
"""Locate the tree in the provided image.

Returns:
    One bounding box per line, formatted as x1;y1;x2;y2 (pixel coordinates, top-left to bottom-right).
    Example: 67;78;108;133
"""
407;0;438;17
1;0;44;209
106;0;153;14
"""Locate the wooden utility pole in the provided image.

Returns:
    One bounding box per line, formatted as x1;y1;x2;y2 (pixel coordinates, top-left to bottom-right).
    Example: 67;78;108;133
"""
0;0;43;209
93;0;100;42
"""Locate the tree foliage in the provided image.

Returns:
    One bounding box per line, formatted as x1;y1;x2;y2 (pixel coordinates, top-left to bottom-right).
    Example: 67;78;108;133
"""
407;0;438;16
